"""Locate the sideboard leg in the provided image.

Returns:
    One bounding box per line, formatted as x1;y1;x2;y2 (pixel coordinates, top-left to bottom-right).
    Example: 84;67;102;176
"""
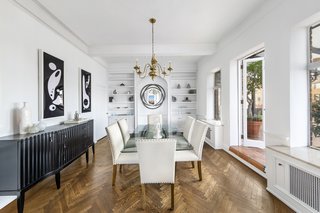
55;172;61;189
92;143;95;155
86;150;89;163
17;191;25;213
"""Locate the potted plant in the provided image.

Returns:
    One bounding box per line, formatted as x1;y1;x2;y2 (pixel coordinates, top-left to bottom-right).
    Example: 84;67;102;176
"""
247;114;262;139
246;60;263;140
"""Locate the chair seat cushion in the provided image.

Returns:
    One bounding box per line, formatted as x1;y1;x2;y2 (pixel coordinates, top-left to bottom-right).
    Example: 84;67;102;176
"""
175;150;199;162
115;152;139;164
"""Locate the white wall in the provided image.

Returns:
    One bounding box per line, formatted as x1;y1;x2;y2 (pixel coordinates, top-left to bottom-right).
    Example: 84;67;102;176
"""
0;0;108;141
197;0;320;148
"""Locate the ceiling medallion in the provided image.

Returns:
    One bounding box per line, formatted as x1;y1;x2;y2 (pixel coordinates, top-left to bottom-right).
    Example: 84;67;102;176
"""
134;18;173;80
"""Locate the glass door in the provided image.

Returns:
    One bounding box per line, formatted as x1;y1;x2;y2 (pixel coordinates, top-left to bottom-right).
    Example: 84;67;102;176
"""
240;57;265;148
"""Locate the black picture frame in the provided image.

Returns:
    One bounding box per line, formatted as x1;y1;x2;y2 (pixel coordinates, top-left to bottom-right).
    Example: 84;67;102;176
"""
39;50;64;119
80;69;91;113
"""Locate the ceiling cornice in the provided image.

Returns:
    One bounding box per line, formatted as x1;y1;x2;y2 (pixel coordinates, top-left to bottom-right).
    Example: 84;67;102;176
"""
13;0;89;53
12;0;216;63
88;43;216;57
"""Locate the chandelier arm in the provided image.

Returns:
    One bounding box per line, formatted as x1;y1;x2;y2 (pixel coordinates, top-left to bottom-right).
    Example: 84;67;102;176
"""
144;64;151;76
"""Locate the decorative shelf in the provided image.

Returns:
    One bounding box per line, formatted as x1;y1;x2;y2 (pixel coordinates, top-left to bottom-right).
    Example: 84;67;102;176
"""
109;78;134;81
173;108;196;110
172;88;197;90
110;108;134;110
108;86;134;89
171;94;196;96
172;102;196;104
109;102;135;104
110;94;134;96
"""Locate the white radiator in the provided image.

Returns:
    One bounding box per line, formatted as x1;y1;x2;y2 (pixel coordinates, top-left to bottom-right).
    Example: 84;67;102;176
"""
290;166;320;212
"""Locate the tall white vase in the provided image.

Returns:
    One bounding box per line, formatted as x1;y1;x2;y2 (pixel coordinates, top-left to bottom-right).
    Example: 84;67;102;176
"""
19;102;32;134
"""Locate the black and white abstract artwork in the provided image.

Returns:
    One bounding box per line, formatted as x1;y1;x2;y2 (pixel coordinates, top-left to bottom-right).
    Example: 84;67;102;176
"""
80;69;91;113
39;51;64;119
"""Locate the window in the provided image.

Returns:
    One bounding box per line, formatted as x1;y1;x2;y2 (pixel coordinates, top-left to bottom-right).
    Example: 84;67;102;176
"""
309;23;320;148
214;71;221;120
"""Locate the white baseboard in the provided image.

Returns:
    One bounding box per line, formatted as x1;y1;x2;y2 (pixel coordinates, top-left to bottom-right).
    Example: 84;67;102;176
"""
267;186;315;213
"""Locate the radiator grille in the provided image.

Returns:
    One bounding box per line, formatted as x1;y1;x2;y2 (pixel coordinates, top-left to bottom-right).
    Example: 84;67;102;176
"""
290;165;320;212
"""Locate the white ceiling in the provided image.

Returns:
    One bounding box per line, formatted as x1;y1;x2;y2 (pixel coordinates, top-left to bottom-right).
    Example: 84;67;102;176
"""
30;0;266;63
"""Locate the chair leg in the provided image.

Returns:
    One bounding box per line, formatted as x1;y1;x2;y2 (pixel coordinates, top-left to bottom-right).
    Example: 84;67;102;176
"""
141;184;146;209
119;165;123;173
191;161;195;168
170;184;174;210
112;165;117;186
197;161;202;181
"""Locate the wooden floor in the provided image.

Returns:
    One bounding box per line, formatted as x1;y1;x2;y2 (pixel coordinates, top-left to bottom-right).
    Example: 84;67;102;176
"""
229;146;266;172
1;139;293;213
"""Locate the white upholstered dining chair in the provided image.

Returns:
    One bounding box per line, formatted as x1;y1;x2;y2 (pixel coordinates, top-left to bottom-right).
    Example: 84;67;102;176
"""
117;118;130;145
106;123;138;186
183;116;195;142
136;139;176;210
147;114;162;126
175;120;208;181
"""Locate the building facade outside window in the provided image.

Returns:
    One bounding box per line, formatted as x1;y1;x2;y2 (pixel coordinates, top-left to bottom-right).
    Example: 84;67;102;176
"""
309;22;320;148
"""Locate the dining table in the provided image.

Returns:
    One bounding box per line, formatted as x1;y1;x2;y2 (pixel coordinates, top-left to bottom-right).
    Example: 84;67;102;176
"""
121;124;193;153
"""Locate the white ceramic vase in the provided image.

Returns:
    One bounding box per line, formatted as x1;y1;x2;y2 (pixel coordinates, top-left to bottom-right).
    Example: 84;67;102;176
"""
19;102;32;134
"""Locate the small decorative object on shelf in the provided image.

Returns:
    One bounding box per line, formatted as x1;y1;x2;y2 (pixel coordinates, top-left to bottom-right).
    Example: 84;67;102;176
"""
120;83;125;86
109;97;114;102
129;96;134;102
186;83;191;88
19;102;32;134
172;96;177;102
182;97;191;102
177;84;181;89
28;124;40;134
189;89;196;94
127;91;131;94
37;120;46;131
74;111;80;121
113;89;117;94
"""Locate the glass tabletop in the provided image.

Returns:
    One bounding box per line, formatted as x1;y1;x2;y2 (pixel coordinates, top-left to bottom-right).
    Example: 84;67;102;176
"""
121;124;193;153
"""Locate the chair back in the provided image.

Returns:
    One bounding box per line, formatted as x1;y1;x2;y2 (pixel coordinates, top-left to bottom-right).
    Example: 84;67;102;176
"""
117;118;130;145
189;121;208;160
183;116;195;142
147;114;162;126
137;139;176;184
106;123;124;164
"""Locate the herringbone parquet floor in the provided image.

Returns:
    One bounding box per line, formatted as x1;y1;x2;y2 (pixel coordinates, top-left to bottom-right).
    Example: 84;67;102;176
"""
1;139;293;213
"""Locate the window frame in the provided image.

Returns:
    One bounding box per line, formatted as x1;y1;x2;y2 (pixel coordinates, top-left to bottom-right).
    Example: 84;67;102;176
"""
213;70;221;121
308;22;320;148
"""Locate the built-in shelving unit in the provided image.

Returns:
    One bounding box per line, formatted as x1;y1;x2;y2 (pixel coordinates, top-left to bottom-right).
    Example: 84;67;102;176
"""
170;72;197;132
107;72;135;132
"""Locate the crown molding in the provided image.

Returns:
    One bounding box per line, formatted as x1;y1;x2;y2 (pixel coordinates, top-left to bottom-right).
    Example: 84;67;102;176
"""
88;43;216;57
13;0;89;53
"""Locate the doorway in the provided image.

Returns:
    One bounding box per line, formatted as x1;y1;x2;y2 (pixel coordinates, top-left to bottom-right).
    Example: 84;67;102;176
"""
239;52;265;148
230;50;266;174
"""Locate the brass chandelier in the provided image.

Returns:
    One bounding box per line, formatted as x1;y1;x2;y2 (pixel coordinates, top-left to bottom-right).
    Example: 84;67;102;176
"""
134;18;173;80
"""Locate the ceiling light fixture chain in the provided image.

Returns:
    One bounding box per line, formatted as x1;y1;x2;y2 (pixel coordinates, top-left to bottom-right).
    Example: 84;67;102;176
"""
134;18;173;80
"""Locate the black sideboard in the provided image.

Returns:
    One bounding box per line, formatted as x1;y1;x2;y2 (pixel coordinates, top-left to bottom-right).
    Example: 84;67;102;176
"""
0;119;94;213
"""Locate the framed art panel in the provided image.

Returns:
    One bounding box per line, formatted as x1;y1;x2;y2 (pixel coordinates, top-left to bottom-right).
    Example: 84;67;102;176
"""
39;50;64;119
80;69;91;113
